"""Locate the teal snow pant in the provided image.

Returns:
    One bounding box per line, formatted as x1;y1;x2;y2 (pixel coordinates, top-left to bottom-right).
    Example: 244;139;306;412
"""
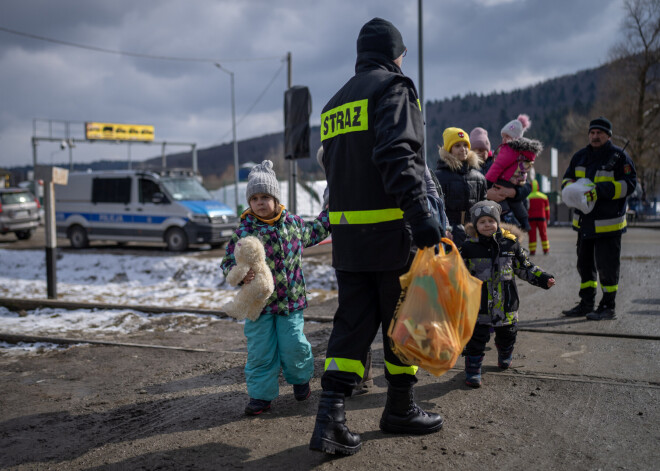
243;310;314;401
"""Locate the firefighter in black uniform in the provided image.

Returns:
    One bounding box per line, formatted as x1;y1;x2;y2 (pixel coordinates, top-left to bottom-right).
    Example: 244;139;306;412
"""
309;18;444;455
561;117;637;320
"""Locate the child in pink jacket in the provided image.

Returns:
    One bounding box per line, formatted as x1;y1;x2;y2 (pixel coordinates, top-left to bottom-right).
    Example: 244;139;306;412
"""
486;122;543;232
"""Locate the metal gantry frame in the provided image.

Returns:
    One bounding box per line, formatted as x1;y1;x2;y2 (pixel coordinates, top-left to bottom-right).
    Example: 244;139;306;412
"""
31;118;197;171
31;135;198;189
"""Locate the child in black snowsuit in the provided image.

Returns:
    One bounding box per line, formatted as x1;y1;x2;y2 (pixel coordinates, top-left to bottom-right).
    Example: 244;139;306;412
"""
459;200;555;387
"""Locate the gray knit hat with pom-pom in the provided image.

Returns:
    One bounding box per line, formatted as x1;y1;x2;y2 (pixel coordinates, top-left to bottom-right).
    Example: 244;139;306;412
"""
246;160;281;202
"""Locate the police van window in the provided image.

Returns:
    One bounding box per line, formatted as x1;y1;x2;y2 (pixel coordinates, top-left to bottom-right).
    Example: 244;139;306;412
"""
92;178;131;204
139;178;162;203
160;176;212;201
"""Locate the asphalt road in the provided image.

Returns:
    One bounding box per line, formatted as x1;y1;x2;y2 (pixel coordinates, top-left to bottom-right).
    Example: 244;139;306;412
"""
0;225;333;259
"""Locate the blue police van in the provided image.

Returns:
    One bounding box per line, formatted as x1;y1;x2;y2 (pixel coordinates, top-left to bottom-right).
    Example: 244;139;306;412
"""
56;169;238;251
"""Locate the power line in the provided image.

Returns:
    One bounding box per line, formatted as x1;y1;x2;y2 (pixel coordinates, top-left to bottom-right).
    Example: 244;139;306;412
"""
216;60;287;142
1;25;290;149
0;25;283;63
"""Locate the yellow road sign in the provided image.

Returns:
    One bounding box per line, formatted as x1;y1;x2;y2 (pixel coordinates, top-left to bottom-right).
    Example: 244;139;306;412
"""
85;122;154;141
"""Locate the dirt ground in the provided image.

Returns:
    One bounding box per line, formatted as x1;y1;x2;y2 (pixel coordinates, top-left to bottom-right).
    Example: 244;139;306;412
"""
1;227;659;470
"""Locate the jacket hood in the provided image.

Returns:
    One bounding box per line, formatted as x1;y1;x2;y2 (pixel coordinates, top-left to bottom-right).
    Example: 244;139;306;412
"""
465;221;525;243
355;51;402;74
506;137;544;157
356;18;406;60
437;146;482;172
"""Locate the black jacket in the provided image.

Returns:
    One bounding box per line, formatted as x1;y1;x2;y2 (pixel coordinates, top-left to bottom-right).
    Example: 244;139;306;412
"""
434;147;487;227
320;51;429;271
562;140;637;238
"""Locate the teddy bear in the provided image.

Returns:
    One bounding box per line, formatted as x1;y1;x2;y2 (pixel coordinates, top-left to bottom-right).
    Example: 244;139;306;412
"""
222;235;274;321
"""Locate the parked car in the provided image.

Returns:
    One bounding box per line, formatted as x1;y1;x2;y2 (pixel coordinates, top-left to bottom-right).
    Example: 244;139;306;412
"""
55;169;239;251
18;180;45;223
0;188;41;240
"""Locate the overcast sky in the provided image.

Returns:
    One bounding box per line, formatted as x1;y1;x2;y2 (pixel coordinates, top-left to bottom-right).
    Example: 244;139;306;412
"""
0;0;626;169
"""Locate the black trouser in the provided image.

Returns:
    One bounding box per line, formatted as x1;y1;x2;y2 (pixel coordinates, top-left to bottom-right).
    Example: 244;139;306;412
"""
321;266;417;396
465;323;518;356
576;233;622;307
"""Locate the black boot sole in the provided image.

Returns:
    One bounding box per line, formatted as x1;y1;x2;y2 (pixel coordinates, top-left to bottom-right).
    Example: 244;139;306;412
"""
379;417;444;435
562;311;592;317
309;437;362;455
562;305;594;317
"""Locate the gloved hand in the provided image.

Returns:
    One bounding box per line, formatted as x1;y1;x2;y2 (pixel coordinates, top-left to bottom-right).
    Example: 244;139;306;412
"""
584;184;598;203
410;216;441;248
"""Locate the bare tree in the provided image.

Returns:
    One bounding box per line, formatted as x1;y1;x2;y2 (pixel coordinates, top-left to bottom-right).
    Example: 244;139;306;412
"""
560;110;593;173
603;0;660;197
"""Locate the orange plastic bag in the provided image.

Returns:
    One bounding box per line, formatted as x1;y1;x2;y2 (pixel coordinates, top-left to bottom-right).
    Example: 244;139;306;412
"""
387;238;482;376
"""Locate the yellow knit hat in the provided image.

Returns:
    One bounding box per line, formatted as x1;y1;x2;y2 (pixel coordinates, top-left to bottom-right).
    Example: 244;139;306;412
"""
443;127;471;152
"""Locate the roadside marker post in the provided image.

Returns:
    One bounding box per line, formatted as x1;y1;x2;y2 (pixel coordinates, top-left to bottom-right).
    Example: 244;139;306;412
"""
35;165;68;299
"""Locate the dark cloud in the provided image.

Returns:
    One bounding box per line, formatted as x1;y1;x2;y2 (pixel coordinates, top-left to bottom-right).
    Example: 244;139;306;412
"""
0;0;624;167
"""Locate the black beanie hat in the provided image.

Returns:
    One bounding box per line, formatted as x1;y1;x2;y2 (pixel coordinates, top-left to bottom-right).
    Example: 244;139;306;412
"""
356;18;406;60
589;117;613;136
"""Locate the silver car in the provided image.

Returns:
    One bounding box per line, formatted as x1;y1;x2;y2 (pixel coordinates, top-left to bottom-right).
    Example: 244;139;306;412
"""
0;188;41;240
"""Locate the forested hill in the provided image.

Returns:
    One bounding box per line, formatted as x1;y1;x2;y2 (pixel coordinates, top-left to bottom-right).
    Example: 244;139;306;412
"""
424;66;601;170
9;63;604;186
164;62;604;185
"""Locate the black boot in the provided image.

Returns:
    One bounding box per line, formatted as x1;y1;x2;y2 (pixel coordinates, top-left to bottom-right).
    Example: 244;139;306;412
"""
496;344;514;369
309;391;362;455
562;301;594;317
379;385;444;434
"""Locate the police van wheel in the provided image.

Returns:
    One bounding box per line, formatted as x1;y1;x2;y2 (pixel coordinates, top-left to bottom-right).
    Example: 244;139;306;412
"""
165;227;188;252
69;225;89;249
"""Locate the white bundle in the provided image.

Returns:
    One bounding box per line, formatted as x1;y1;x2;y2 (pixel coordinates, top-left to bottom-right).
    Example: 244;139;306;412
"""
561;178;596;214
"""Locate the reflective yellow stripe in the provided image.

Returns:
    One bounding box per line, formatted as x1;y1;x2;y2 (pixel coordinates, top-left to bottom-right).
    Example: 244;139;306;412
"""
324;357;365;378
329;208;404;225
602;284;618;293
321;99;369;141
593;172;627;199
385;360;418;376
580;280;598;289
595;215;627;233
542;241;550;249
594;170;614;182
575;166;586;178
528;191;548;200
416;98;422;111
572;215;580;228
